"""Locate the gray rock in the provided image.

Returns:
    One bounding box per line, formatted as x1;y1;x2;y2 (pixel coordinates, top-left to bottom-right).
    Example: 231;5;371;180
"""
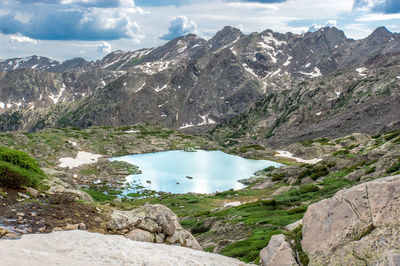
260;234;298;266
302;175;400;265
285;219;302;231
125;229;155;243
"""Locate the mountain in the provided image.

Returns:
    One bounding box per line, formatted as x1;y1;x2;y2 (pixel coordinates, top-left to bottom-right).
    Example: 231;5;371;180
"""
0;26;400;144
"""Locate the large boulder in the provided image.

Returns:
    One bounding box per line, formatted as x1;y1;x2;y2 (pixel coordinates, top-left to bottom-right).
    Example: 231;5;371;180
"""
107;204;201;250
302;175;400;265
260;234;298;266
0;231;250;265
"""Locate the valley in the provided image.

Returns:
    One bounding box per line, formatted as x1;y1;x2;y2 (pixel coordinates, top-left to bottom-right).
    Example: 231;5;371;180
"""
1;24;400;265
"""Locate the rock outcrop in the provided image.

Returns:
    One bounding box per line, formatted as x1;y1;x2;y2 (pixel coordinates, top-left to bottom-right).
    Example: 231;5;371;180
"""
107;203;201;250
0;231;249;266
260;234;298;266
302;175;400;265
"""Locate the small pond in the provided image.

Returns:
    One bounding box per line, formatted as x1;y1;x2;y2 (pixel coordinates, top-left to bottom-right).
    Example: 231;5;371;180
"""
110;150;282;194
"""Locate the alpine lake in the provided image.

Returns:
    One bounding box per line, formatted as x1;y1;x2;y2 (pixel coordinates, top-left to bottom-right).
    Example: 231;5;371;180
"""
110;150;282;195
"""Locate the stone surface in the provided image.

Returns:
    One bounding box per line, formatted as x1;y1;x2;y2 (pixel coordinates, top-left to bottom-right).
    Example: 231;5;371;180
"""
0;231;250;265
26;187;39;197
260;234;298;266
125;229;155;243
302;175;400;265
107;204;201;250
47;186;93;203
285;219;302;231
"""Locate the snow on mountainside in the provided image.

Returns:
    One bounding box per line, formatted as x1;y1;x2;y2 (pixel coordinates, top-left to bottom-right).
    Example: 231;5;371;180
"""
1;26;400;142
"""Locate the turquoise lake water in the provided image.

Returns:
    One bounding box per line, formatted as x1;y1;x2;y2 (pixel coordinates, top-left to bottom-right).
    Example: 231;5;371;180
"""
110;150;282;194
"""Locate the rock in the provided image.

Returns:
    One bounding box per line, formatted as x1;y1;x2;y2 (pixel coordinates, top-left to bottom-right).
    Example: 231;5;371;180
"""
113;198;122;203
18;192;30;199
47;186;93;203
285;219;302;231
125;229;155;243
302;175;400;265
65;224;79;230
155;213;176;236
38;227;46;233
78;223;86;230
271;186;291;197
155;233;165;244
4;232;19;239
213;239;235;253
137;218;160;233
26;187;39;197
0;228;8;237
52;227;63;232
252;180;274;190
0;231;250;265
107;204;201;250
260;234;298;266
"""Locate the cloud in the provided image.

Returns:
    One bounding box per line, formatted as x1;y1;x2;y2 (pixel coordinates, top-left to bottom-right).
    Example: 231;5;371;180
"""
160;16;197;40
353;0;400;14
97;42;112;53
307;20;338;32
9;34;38;44
0;0;145;41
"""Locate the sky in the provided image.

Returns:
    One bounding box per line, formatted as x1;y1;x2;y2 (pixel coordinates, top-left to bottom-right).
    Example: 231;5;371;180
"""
0;0;400;62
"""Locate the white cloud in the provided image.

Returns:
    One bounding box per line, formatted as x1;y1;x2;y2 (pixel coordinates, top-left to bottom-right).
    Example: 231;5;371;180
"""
97;42;111;53
160;16;197;40
9;34;38;44
326;20;337;27
356;13;400;21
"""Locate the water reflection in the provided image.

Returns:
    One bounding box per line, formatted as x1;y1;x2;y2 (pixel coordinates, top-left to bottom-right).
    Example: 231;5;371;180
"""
110;150;282;194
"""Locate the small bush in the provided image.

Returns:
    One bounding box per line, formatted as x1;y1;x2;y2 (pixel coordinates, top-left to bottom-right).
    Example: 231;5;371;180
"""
0;148;45;189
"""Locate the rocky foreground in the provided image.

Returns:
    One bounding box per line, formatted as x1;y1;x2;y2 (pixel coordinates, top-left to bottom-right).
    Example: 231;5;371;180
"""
0;230;249;266
261;175;400;265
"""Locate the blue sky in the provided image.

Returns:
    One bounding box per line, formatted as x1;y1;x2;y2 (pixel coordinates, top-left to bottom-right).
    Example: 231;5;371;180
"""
1;0;400;61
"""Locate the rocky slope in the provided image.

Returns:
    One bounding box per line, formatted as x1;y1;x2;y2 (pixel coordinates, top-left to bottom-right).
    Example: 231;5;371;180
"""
1;26;400;139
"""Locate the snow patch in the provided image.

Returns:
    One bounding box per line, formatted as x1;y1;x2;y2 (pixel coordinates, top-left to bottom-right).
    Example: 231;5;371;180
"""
49;83;66;104
261;33;286;47
58;151;103;169
155;85;167;92
276;150;322;164
356;67;367;77
304;63;311;68
135;82;146;93
299;67;322;78
124;130;139;133
68;141;77;147
242;63;258;78
283;56;292;66
316;112;322;116
0;102;4;108
179;123;195;129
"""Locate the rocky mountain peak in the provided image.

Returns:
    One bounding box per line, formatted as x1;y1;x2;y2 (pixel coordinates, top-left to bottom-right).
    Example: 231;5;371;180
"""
209;26;243;51
365;26;394;44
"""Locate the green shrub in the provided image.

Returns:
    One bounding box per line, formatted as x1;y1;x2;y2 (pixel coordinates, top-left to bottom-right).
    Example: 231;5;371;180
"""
0;147;44;175
0;148;45;188
0;161;43;188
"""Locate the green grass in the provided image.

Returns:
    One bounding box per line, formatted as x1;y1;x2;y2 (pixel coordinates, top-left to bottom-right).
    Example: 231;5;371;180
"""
82;189;117;201
220;227;282;263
